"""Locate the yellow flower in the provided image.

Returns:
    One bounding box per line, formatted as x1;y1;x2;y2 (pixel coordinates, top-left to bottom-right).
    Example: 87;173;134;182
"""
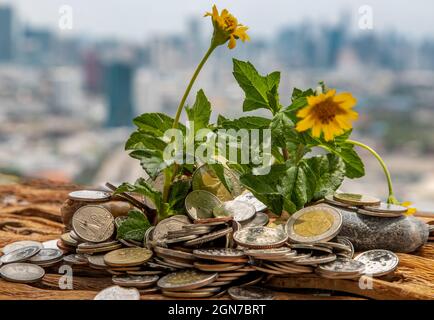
295;89;359;141
205;5;250;49
401;201;417;216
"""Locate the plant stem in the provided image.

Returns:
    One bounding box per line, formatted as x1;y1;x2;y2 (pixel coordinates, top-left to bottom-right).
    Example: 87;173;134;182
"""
172;44;217;129
346;139;395;201
162;44;217;203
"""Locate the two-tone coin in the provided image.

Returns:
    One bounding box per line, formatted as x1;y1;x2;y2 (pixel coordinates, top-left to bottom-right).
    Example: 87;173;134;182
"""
213;200;256;222
72;205;115;243
94;286;140;300
354;249;399;277
333;193;381;207
234;226;288;249
0;263;45;283
185;190;222;220
286;205;342;243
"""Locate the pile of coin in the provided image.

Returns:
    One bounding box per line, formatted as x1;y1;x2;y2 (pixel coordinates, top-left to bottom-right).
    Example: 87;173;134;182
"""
325;193;408;218
0;240;64;284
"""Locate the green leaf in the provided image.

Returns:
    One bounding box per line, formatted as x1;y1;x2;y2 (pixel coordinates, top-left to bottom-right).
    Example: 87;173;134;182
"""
232;59;281;113
208;163;233;194
116;210;151;242
218;116;271;130
115;178;164;214
129;149;168;179
270;111;299;148
167;178;191;213
133;112;185;136
185;90;211;133
125;132;167;151
305;154;345;200
320;142;365;179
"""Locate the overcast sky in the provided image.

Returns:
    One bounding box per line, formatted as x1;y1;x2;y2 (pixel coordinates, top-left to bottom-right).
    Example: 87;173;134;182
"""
2;0;433;41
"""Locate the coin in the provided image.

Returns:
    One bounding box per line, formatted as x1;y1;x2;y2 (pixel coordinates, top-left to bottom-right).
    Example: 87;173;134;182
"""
193;248;246;262
233;226;288;249
162;290;215;298
194;262;244;272
164;234;198;244
294;253;337;266
60;233;78;247
333;193;381;206
228;286;275;300
94;285;140;300
1;246;41;264
157;270;218;291
127;270;163;276
213;200;256;222
192;164;243;202
286;205;342;243
362;202;407;214
289;243;334;254
324;194;358;209
144;226;155;249
104;248;153;267
316;257;365;279
42;239;60;250
152;217;190;243
183;227;233;247
68;190;111;202
234;191;267;212
0;263;45;283
354;249;399;277
28;249;63;264
154;246;196;261
76;243;122;254
193;216;233;225
72;205;115;243
356;208;403;218
112;275;159;287
87;254;108;268
2;241;43;255
185;190;222;220
240;212;269;228
63;254;88;266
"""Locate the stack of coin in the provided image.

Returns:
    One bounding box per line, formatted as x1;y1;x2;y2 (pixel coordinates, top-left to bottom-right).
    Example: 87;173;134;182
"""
315;257;366;279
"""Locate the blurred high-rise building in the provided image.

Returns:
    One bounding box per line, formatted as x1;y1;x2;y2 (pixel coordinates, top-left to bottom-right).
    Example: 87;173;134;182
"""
0;6;15;62
104;60;135;127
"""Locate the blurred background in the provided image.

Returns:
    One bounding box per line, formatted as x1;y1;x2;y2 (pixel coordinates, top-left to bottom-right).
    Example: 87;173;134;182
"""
0;0;433;212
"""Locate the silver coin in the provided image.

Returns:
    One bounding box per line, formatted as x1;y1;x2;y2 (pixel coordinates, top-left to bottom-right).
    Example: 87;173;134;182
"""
42;239;60;250
317;257;365;275
2;241;43;255
240;212;269;229
152;217;190;243
357;208;403;218
193;248;245;259
290;243;334;254
112;275;159;287
213;200;256;222
286;205;342;243
185;190;222;220
164;234;198;244
1;246;41;264
94;285;140;300
63;254;88;265
183;227;233;247
354;250;399;277
228;286;275;300
234;191;267;212
68;190;111;202
0;263;45;283
28;249;63;263
362;202;407;214
144;226;155;249
336;236;355;258
295;253;337;266
234;226;288;249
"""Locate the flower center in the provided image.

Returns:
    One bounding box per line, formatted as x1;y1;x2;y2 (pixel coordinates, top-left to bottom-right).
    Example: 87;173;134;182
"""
315;99;341;124
224;16;237;32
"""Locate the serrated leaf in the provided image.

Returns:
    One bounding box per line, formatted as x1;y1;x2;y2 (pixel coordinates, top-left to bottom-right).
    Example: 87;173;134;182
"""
125;132;167;151
129;149;168;179
185;89;211;134
232;59;281;113
133;112;186;136
218;116;271;130
167;178;191;213
116;210;151;242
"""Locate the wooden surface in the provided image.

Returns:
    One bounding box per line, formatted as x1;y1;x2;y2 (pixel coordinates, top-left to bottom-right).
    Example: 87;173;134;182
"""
0;179;433;300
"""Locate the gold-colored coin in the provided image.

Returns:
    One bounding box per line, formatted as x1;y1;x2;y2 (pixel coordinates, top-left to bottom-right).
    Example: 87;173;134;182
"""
333;193;381;206
71;205;115;243
104;248;153;267
293;210;334;237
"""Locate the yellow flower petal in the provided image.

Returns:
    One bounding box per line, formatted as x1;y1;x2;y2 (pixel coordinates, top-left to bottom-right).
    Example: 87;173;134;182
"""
296;116;315;132
333;92;357;109
297;105;313;118
228;35;236;49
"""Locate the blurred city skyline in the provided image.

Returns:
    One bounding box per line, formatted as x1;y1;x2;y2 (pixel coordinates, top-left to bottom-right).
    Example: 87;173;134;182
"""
1;1;434;212
2;0;434;41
